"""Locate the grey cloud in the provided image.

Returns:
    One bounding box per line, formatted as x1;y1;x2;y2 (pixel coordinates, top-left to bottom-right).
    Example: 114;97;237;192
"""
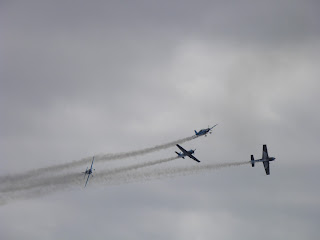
1;0;320;239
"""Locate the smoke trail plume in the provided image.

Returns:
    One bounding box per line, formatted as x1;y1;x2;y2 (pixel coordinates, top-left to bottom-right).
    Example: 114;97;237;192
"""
0;157;178;193
0;160;249;205
94;161;250;186
0;136;195;185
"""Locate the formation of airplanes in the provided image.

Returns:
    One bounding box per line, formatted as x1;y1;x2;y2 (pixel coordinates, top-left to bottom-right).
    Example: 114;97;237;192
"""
82;124;276;187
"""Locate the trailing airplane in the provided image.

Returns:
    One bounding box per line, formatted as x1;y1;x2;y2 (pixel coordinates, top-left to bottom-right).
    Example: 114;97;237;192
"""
251;145;276;175
175;144;200;163
82;156;95;187
194;124;218;137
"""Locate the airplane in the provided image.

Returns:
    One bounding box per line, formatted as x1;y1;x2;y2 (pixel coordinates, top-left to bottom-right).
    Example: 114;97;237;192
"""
194;124;218;137
82;156;95;187
251;145;276;175
175;144;200;163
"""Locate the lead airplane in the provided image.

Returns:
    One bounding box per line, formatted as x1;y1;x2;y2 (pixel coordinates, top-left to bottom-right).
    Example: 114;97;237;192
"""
176;144;200;162
194;124;218;137
251;145;276;175
82;156;95;187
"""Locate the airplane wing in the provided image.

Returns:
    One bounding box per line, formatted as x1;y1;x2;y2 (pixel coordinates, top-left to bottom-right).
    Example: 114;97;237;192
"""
263;161;270;175
210;124;218;130
176;144;188;155
189;155;200;163
90;156;95;170
85;174;91;187
262;145;269;159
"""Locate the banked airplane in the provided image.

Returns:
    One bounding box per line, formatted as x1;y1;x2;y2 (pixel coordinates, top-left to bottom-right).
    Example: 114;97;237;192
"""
175;144;200;163
82;156;95;187
194;124;218;137
251;145;276;175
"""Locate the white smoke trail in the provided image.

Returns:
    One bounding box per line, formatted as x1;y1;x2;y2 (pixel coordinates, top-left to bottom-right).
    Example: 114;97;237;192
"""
0;157;179;205
0;157;178;193
94;161;250;186
0;160;249;205
0;135;196;185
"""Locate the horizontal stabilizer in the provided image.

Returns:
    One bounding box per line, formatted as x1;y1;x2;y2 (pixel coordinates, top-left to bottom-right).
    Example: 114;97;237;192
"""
251;155;254;167
175;151;185;159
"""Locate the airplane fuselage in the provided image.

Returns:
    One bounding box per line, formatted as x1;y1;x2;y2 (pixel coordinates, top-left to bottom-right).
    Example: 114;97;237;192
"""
176;149;195;159
252;157;275;163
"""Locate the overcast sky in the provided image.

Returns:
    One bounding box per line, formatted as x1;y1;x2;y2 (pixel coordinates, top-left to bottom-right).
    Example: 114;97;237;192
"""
1;0;320;239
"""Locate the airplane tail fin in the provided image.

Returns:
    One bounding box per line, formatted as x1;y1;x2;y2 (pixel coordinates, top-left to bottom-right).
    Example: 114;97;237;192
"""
251;155;255;167
194;130;198;135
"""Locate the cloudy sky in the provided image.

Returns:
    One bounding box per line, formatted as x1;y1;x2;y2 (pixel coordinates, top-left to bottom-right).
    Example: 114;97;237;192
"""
1;0;320;239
